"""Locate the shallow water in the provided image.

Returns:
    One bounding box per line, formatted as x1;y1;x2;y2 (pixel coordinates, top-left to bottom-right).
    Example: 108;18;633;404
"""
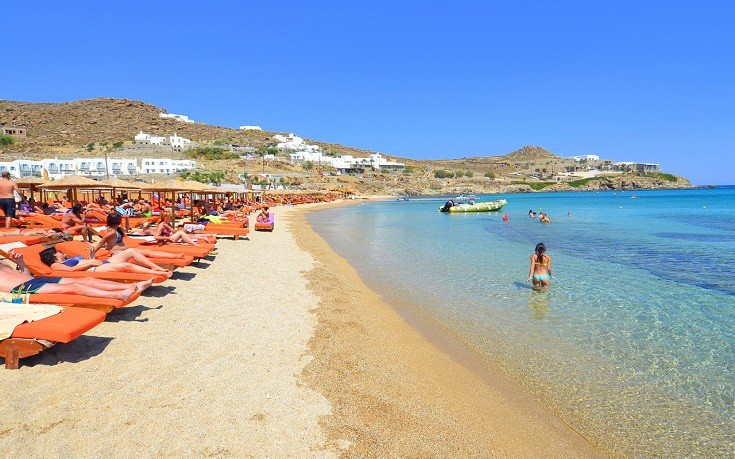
309;187;735;458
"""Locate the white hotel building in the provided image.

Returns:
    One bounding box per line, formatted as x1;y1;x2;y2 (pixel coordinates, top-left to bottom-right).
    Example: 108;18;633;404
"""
134;131;191;151
0;157;196;180
141;159;197;175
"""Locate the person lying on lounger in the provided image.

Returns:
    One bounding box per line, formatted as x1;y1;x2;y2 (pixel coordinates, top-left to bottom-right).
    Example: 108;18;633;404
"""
39;247;172;279
0;227;60;237
89;213;185;260
0;251;152;301
132;219;201;246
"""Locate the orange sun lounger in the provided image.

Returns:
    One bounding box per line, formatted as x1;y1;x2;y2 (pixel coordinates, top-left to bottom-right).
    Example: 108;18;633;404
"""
55;240;195;268
189;225;249;240
91;228;215;259
27;290;142;313
1;307;106;369
0;235;44;245
1;243;169;284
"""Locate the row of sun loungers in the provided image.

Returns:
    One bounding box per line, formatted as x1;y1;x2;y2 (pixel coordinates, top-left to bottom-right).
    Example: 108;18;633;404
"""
0;208;239;369
0;199;294;369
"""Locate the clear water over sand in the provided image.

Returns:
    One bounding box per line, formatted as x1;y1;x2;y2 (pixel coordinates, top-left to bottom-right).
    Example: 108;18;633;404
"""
309;187;735;457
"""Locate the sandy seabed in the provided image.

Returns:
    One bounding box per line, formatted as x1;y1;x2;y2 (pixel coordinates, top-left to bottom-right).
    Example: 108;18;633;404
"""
1;202;605;458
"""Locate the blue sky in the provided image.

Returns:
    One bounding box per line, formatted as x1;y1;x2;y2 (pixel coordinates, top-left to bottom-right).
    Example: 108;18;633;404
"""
2;1;734;184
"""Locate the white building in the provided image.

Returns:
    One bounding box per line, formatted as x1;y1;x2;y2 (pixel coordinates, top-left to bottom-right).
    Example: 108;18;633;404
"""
289;151;325;165
72;158;138;177
570;154;600;162
614;162;660;173
239;125;262;131
274;133;321;153
362;153;405;170
141;158;197;175
169;134;191;152
172;160;197;171
160;113;194;123
134;131;167;145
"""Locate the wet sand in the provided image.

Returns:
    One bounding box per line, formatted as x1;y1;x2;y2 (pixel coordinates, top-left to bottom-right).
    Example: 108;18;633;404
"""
292;200;605;458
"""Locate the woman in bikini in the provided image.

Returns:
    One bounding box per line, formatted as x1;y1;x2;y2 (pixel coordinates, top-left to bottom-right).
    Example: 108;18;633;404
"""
132;216;205;245
526;242;554;291
40;246;172;278
89;213;185;260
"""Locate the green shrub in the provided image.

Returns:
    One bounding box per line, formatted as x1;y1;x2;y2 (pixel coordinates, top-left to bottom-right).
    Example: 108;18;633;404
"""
112;141;124;149
434;169;455;179
86;142;95;152
568;177;602;188
0;134;14;146
179;170;225;185
656;173;677;182
186;147;240;160
512;180;554;191
484;171;496;179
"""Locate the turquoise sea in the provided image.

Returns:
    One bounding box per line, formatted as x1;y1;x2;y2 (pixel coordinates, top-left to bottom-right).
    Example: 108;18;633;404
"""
309;187;735;458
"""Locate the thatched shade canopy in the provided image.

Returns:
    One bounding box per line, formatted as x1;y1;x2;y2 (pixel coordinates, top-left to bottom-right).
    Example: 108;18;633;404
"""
15;177;45;187
38;175;111;203
100;178;142;190
39;175;110;190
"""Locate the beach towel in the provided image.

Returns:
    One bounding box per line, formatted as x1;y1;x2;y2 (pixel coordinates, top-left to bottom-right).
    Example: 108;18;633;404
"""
184;223;206;232
0;301;64;340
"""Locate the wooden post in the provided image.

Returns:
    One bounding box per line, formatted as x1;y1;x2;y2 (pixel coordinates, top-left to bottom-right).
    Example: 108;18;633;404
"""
6;348;19;370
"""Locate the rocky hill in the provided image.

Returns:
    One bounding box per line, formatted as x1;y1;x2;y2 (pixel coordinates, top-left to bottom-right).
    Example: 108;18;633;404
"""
0;98;375;158
0;97;693;195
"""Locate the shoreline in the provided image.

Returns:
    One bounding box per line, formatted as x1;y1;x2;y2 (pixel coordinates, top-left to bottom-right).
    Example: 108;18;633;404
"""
292;201;605;457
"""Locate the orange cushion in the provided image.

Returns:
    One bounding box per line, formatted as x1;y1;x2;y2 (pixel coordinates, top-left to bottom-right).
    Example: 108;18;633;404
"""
29;289;141;309
14;244;54;276
11;308;105;343
0;235;43;245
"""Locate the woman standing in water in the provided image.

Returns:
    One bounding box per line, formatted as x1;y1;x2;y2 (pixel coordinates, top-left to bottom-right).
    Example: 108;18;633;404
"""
527;242;554;291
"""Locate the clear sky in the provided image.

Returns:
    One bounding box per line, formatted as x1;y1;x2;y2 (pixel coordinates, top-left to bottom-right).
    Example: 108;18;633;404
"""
2;1;734;184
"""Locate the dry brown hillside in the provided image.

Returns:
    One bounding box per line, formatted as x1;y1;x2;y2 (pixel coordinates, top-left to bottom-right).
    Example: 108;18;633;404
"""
0;97;377;158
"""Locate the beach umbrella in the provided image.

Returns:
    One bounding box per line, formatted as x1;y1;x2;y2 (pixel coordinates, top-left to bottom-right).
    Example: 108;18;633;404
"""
100;178;142;204
142;180;213;222
39;175;111;204
15;176;44;201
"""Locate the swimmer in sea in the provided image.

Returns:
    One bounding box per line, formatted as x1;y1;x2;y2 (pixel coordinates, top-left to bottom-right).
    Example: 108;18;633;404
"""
526;242;554;291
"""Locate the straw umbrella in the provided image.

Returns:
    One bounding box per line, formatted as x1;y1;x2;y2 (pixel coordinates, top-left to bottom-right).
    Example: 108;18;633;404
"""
100;178;142;204
15;176;45;202
39;176;111;204
142;180;212;223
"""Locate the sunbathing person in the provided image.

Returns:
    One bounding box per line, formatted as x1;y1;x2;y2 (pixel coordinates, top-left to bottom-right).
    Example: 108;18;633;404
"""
1;251;151;301
257;206;271;223
133;219;201;246
61;204;93;242
0;227;59;237
40;247;172;278
90;213;185;260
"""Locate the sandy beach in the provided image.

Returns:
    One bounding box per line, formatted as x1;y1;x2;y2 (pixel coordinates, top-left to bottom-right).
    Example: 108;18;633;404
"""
1;202;604;457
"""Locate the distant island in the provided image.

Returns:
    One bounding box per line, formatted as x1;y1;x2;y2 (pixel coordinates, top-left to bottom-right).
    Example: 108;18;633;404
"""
0;98;692;195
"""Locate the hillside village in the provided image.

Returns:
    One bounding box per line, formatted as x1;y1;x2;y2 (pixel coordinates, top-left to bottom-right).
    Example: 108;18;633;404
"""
0;98;692;195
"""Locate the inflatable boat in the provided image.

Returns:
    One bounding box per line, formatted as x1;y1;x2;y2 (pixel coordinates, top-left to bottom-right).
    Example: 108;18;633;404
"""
439;199;507;213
